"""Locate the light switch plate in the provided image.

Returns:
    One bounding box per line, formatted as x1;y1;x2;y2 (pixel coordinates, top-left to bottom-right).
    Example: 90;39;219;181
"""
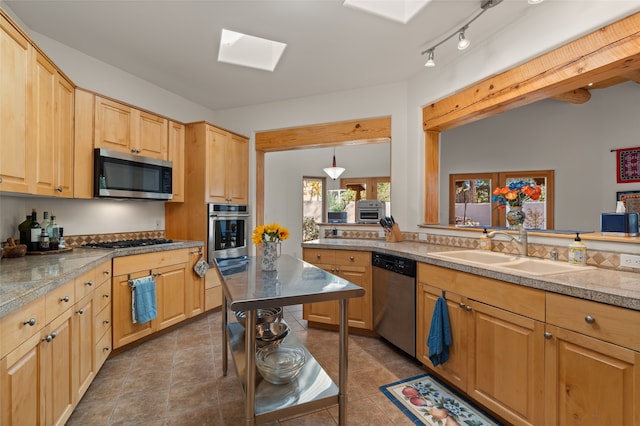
418;233;427;241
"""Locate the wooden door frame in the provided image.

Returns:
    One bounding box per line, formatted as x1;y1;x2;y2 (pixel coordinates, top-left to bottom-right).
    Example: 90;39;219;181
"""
253;117;391;226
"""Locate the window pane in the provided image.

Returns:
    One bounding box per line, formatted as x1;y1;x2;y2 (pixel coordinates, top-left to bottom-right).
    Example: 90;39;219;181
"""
303;177;323;241
454;178;492;226
505;176;547;230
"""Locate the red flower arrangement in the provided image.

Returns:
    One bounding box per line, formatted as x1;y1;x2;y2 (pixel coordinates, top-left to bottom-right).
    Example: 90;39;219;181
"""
492;180;541;209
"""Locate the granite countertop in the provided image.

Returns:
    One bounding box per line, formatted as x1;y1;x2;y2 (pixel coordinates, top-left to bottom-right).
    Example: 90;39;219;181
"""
0;240;203;319
303;239;640;311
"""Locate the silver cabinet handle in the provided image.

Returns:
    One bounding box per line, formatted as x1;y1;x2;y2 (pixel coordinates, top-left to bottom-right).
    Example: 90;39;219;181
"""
60;296;70;303
152;272;162;277
103;294;110;299
544;332;553;339
85;280;94;287
465;305;472;311
76;308;85;315
0;177;3;183
459;302;465;308
103;320;110;325
42;331;57;342
103;270;110;276
56;186;63;192
23;318;37;326
103;346;110;352
585;315;596;324
349;256;354;261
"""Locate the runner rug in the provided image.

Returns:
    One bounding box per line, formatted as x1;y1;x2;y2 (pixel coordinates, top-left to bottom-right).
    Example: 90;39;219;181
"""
380;373;502;426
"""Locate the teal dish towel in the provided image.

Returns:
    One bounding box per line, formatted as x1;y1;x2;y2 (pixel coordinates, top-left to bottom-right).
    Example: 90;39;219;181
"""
427;296;452;367
131;276;157;324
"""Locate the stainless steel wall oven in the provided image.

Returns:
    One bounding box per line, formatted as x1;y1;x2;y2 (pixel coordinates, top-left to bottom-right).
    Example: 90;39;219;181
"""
208;203;249;261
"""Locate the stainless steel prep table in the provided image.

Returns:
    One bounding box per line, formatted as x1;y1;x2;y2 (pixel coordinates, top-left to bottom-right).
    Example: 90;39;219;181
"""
216;255;365;425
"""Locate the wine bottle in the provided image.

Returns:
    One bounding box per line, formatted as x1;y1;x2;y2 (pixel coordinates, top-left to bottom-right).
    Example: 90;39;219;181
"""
49;216;59;250
18;215;32;246
41;211;50;236
29;209;41;252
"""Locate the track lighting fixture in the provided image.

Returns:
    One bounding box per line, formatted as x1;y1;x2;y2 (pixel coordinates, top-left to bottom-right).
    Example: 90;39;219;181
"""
421;0;545;68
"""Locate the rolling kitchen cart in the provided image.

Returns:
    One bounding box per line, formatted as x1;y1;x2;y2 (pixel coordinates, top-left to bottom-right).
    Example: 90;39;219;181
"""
216;255;365;425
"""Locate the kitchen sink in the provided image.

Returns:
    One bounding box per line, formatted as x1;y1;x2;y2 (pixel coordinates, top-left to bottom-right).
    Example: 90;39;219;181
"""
428;250;594;276
429;250;519;264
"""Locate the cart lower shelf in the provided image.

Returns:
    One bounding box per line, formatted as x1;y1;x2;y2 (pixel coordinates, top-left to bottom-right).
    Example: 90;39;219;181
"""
226;321;339;422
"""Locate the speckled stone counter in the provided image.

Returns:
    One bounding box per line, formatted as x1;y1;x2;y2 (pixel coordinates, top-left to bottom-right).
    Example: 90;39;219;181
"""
302;239;640;311
0;241;203;319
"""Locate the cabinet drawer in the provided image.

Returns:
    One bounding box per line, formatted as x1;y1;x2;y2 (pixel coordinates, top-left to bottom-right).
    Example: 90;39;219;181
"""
75;267;96;301
96;260;112;285
93;280;112;313
206;267;223;290
95;304;112;340
113;248;189;276
95;328;112;369
334;250;370;267
0;297;46;358
45;280;75;323
547;293;640;351
303;249;335;265
205;286;222;311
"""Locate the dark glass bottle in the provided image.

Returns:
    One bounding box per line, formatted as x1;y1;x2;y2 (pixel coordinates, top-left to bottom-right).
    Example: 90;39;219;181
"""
28;209;41;252
18;215;32;246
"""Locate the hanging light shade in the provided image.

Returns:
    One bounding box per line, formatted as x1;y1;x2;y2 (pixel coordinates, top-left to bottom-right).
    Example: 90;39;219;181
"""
323;149;345;180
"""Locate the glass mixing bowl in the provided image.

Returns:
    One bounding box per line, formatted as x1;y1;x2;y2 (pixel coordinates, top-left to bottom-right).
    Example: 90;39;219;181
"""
255;343;306;385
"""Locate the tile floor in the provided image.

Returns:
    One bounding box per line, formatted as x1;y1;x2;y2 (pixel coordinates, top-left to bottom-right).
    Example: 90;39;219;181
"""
68;305;426;425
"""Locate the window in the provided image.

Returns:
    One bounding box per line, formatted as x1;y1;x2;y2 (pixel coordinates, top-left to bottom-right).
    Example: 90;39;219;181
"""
302;177;325;241
449;170;554;229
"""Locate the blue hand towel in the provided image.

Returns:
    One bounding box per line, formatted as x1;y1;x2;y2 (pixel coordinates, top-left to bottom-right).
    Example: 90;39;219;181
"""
427;296;453;367
131;276;157;324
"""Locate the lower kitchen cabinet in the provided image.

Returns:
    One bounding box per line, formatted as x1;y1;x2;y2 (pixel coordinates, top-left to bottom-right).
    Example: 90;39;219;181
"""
544;293;640;425
302;248;371;330
417;263;545;426
187;247;206;317
112;248;192;349
205;263;223;311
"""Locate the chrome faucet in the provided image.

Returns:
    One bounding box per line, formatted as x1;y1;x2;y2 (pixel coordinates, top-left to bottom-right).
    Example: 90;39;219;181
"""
487;225;528;257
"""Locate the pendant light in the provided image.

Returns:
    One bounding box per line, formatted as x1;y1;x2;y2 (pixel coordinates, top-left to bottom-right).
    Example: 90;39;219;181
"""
323;148;345;180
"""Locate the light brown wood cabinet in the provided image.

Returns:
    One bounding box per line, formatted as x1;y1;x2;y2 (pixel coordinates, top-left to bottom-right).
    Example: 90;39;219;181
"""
417;263;545;426
204;125;248;204
302;248;372;330
188;248;206;317
94;96;168;160
167;120;185;203
0;12;74;197
544;293;640;425
112;248;191;349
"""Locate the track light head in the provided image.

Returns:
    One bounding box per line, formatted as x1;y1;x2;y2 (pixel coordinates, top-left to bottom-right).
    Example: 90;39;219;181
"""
424;50;435;67
457;29;470;50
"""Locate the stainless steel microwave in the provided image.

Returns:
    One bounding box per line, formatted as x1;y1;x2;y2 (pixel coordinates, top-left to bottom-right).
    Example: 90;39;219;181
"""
94;148;173;200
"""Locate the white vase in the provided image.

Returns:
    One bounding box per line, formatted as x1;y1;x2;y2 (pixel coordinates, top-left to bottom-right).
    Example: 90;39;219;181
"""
262;241;281;271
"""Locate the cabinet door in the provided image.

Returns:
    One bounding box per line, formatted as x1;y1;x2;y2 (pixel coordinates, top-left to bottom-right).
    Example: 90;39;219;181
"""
227;134;249;204
205;126;229;203
43;310;75;426
95;96;134;153
338;266;370;329
302;263;339;325
468;300;545;426
74;294;95;402
55;75;74;197
0;15;32;194
0;333;44;425
416;283;468;391
545;325;640;426
137;110;167;160
32;50;57;196
167;121;185;203
112;272;156;349
156;263;188;330
187;250;205;317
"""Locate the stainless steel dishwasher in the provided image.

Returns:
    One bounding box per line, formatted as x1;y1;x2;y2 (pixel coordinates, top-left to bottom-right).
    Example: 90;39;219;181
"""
372;251;417;357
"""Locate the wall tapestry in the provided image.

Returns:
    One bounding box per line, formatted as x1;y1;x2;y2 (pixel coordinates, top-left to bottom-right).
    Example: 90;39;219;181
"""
616;146;640;183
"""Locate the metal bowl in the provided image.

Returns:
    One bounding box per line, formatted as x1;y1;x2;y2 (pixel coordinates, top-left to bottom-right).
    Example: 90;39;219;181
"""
256;321;289;347
255;343;306;385
234;307;283;328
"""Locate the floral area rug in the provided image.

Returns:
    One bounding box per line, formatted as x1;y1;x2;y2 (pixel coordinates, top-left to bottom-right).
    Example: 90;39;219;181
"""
380;374;501;426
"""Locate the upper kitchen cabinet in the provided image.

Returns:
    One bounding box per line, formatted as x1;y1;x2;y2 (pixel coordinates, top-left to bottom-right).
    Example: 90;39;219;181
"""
167;121;185;203
203;124;248;204
0;12;74;197
94;96;168;160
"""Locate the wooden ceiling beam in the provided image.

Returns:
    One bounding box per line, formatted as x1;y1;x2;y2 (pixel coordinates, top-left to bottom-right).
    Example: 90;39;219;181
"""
551;88;592;104
422;12;640;132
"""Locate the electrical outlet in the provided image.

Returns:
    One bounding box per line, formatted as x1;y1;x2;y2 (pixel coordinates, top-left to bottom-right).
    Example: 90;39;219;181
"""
418;233;427;241
378;231;386;238
620;253;640;268
156;219;162;230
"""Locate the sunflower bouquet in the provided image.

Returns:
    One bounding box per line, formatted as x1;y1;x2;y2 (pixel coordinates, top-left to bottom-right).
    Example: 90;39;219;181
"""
251;223;290;245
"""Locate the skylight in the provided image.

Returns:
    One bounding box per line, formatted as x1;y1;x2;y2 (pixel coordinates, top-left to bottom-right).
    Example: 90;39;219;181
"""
343;0;431;24
218;29;287;72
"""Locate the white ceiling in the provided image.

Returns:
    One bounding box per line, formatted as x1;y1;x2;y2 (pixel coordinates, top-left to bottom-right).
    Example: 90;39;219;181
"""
6;0;535;111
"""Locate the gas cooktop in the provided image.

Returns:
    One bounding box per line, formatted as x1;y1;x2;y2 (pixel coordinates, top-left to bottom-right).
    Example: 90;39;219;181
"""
83;238;174;249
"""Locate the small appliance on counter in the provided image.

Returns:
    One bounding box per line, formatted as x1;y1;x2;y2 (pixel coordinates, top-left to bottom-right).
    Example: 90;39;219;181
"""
356;200;385;224
600;212;639;236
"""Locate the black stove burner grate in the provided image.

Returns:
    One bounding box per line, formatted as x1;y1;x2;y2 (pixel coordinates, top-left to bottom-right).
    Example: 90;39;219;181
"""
84;238;174;249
